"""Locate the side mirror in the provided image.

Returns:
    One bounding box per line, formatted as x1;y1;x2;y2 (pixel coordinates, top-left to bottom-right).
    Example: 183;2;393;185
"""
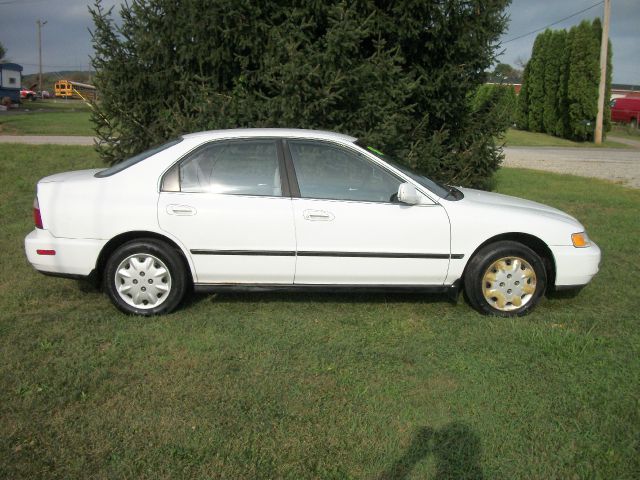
397;182;420;205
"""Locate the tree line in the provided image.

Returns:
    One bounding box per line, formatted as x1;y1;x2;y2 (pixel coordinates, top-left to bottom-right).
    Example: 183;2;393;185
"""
517;19;612;141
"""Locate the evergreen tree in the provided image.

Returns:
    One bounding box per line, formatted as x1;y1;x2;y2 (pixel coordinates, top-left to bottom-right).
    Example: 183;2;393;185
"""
555;29;571;137
542;30;565;135
90;0;511;189
526;30;550;132
516;62;530;130
567;20;600;141
0;42;6;62
517;19;612;141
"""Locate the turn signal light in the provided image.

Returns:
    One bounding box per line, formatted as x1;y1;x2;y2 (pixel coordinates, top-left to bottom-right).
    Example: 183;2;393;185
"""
33;197;43;229
571;232;590;248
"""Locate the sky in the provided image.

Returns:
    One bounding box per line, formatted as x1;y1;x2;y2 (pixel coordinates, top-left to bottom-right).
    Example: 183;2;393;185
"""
0;0;638;85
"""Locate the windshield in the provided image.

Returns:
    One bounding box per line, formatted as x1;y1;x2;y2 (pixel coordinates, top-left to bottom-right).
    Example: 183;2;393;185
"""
95;138;183;178
355;140;452;199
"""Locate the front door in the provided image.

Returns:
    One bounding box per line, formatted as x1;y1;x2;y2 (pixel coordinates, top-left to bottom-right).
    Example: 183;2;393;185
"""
285;140;451;285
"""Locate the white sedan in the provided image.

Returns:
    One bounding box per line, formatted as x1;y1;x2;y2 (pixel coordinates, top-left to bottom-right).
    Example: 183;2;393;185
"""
24;129;600;316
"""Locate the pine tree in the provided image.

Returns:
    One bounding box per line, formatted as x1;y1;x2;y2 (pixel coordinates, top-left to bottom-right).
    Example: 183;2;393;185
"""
567;20;601;141
526;30;550;132
517;19;612;142
555;29;571;138
542;30;565;135
516;63;530;130
90;0;511;189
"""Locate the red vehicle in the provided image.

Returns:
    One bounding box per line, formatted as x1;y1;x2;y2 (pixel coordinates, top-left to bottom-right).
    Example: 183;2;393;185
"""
20;88;36;101
610;97;640;128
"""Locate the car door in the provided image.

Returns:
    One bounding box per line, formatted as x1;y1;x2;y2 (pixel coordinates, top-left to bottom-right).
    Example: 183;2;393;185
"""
157;138;296;284
285;139;451;285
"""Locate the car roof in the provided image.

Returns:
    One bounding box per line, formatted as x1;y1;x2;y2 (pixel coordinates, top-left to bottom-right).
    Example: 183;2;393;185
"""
181;128;357;143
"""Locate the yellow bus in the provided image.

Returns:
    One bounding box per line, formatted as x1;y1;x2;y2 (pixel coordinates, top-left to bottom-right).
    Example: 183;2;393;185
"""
54;80;97;101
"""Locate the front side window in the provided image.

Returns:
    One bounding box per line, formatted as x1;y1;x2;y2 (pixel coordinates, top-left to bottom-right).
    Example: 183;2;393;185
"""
180;140;281;197
288;140;401;203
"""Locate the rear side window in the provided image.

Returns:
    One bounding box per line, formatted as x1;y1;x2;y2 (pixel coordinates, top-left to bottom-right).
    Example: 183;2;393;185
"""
95;138;183;178
178;140;281;197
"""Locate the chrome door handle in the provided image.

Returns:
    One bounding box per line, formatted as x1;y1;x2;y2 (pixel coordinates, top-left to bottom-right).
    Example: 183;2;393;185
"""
303;209;334;221
166;204;197;216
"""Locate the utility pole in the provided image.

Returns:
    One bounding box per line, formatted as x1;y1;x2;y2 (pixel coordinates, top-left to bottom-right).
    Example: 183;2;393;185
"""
36;19;47;93
594;0;611;144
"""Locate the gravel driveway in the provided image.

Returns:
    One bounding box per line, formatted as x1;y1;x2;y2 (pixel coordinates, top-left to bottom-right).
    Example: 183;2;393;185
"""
503;146;640;189
0;135;95;145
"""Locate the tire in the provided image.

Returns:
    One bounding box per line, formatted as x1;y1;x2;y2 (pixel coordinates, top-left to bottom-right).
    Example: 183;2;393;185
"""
463;240;547;317
104;239;189;315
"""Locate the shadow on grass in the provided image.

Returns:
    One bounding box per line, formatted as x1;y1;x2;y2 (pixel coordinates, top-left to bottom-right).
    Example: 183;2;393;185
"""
186;290;458;308
378;422;483;480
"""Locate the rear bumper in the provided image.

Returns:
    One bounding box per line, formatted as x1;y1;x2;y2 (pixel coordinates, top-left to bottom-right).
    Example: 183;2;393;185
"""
24;229;105;277
551;242;601;287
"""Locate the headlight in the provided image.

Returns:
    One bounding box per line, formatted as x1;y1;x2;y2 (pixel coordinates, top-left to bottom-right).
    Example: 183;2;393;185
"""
571;232;591;248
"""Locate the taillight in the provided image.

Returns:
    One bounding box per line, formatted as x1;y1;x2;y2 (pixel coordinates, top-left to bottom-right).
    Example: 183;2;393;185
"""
33;197;43;229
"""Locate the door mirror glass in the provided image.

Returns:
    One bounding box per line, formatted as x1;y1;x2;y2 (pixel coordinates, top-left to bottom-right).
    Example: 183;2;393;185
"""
397;182;420;205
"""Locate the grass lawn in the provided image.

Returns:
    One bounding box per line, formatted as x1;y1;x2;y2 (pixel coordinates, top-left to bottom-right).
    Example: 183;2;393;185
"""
1;144;639;479
609;124;640;142
0;100;93;136
504;128;629;148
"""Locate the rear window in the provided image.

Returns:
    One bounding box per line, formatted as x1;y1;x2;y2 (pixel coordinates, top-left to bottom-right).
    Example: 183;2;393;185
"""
95;138;183;178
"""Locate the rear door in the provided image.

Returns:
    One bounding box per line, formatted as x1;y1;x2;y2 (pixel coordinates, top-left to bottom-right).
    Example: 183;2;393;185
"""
157;138;296;284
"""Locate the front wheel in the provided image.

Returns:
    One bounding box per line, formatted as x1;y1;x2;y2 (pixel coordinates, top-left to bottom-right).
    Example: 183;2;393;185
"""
104;239;188;315
464;241;547;317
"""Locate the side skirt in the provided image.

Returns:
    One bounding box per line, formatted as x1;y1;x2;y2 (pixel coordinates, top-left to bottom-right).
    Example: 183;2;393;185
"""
194;282;461;297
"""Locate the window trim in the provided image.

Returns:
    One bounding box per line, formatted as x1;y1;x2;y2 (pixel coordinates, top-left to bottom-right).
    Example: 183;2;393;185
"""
283;138;408;205
160;137;290;198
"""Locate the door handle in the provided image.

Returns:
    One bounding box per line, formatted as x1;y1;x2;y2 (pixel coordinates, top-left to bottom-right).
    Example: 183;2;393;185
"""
303;209;334;221
166;204;197;216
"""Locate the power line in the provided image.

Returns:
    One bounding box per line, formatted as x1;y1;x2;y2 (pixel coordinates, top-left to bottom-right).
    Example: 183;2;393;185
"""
503;1;604;44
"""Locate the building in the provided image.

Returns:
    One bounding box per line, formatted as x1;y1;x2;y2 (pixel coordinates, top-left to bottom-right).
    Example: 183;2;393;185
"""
0;63;23;104
611;84;640;99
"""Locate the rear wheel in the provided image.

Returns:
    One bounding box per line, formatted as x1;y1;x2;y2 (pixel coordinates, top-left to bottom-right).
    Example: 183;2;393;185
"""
464;241;547;317
104;239;188;315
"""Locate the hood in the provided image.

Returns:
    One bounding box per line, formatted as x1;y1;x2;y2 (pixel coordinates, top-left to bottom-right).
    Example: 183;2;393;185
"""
39;168;104;183
458;187;578;223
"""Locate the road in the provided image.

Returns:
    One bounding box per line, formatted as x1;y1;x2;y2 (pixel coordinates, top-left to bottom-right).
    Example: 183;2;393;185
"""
1;135;638;189
0;135;95;145
504;146;639;188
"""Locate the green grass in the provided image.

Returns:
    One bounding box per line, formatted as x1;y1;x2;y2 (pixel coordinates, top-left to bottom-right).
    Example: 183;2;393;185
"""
504;128;629;148
1;144;639;479
0;100;93;136
609;124;640;142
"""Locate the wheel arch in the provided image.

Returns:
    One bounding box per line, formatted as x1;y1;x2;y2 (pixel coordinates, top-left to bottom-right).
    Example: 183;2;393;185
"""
462;232;556;289
94;231;194;286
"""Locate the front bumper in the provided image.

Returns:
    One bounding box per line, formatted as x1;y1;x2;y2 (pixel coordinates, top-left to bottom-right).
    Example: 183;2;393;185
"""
24;229;105;277
551;241;601;287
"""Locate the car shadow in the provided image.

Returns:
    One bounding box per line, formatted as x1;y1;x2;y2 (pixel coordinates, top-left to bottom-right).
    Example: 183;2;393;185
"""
185;289;458;308
378;422;484;480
